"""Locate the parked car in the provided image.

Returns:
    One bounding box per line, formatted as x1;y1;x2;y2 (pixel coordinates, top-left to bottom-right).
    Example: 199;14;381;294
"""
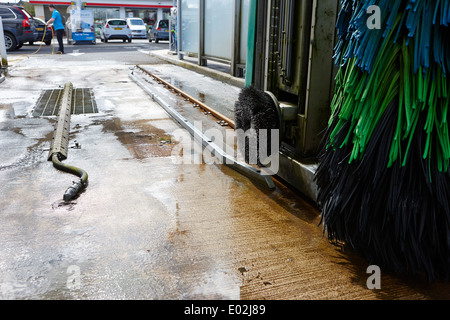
127;18;147;39
0;4;36;51
148;19;169;43
100;19;131;43
30;18;52;46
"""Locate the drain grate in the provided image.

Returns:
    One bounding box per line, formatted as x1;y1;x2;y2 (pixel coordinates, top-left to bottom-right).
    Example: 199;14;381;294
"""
33;88;98;117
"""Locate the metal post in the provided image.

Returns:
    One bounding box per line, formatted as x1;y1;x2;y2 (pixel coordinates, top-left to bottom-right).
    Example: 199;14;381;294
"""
0;17;9;73
231;0;241;77
263;0;272;91
283;0;295;82
245;0;258;87
177;0;183;60
198;0;207;66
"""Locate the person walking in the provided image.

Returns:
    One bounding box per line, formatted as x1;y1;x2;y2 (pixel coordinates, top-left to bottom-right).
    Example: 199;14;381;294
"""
46;5;65;54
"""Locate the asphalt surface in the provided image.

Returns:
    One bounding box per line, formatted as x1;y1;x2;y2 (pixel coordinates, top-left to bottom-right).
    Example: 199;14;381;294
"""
1;38;449;301
9;37;168;53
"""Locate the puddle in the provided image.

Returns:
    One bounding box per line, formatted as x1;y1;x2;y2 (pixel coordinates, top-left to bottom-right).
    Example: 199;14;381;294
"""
51;200;77;211
101;117;178;159
0;130;53;172
0;103;15;121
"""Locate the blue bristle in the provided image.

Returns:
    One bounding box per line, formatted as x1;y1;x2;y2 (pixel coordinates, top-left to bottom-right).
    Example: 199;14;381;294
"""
333;0;449;77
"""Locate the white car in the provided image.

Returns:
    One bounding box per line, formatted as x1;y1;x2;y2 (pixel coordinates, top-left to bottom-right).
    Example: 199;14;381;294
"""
127;18;147;39
100;19;132;43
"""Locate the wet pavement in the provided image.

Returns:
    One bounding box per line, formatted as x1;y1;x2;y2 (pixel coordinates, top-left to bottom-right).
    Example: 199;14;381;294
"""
1;49;449;300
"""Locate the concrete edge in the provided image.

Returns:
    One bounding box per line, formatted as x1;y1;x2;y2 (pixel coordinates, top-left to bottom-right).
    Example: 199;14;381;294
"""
148;50;246;89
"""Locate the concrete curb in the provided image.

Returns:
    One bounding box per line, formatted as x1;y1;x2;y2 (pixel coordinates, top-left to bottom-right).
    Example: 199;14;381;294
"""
148;50;246;89
0;74;5;84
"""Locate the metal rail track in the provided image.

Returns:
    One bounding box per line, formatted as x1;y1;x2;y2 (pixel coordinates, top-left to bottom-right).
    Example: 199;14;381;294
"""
135;65;236;129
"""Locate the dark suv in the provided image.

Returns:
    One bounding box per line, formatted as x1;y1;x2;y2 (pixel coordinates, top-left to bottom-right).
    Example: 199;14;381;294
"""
0;5;36;51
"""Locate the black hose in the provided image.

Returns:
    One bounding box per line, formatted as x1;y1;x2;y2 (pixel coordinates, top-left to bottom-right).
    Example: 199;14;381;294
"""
51;153;88;201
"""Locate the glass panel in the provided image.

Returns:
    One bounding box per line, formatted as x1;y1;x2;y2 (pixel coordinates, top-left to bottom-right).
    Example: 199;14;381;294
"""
180;0;199;54
109;20;126;26
105;8;120;20
34;18;45;26
0;8;16;19
19;7;33;19
159;20;169;28
240;0;250;63
204;0;233;60
129;19;145;25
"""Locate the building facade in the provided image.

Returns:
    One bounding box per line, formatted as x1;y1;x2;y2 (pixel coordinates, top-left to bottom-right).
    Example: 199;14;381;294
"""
29;0;175;27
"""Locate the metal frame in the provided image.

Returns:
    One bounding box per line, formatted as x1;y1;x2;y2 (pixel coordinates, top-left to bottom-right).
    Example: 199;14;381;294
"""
299;0;338;156
198;0;206;66
230;0;241;77
249;0;338;201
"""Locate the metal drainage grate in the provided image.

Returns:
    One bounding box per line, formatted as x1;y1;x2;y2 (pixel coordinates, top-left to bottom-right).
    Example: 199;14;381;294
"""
33;88;98;117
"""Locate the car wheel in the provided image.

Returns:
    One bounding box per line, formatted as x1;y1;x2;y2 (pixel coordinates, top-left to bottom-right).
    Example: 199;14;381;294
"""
29;41;34;45
155;37;159;43
45;40;52;46
123;39;126;42
4;32;17;51
16;42;23;49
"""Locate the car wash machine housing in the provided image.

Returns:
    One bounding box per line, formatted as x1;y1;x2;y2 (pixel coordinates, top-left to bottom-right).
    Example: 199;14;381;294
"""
237;0;338;202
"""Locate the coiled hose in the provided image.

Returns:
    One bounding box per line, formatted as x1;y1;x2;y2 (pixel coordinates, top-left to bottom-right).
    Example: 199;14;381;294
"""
51;153;88;202
9;21;57;63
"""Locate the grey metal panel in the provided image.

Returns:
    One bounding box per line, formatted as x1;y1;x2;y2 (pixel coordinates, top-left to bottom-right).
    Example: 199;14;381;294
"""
278;152;318;202
231;0;240;77
253;0;269;90
299;0;338;156
281;0;295;82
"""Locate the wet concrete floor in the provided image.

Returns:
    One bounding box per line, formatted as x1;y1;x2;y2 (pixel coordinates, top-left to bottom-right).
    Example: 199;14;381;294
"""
0;53;449;299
